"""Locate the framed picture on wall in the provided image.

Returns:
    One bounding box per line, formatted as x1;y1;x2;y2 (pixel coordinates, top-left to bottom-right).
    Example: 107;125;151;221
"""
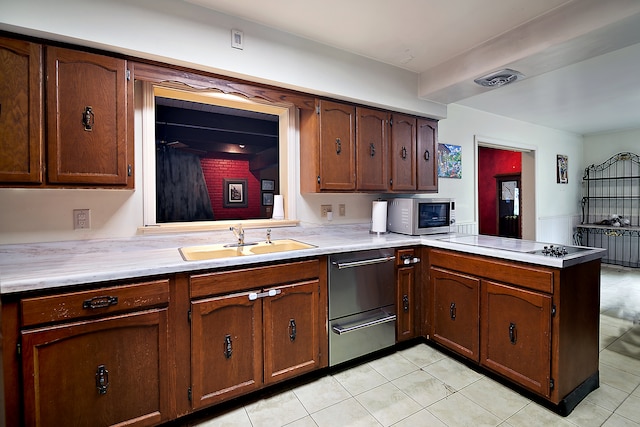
223;179;248;208
557;155;568;184
262;192;274;206
261;179;275;191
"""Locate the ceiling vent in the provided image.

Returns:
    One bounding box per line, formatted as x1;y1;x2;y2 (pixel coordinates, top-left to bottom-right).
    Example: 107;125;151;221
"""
474;69;524;88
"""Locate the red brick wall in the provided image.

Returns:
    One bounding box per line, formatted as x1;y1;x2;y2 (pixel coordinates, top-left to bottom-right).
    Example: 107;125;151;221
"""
478;147;521;235
200;155;261;220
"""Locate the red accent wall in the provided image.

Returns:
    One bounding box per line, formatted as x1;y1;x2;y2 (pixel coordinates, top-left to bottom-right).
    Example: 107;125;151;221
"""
200;155;261;220
478;147;521;235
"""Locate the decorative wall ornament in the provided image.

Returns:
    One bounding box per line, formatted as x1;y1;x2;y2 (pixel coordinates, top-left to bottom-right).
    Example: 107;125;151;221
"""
557;154;568;184
438;143;462;178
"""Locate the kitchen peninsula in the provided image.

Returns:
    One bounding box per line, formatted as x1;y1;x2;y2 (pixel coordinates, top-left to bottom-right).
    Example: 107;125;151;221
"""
0;225;605;426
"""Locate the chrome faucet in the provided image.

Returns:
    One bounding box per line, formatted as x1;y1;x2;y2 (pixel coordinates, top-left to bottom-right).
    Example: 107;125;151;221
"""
230;224;244;246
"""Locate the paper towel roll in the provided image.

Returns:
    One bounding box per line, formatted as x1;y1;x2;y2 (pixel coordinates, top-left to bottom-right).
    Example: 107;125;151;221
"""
272;195;284;220
371;200;387;234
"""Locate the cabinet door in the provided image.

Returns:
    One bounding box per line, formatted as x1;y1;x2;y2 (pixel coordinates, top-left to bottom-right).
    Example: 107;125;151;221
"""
318;100;356;190
396;266;415;341
356;107;389;191
0;37;43;183
431;267;480;361
46;46;130;185
390;113;417;191
263;280;321;384
481;280;552;397
21;309;169;427
190;292;263;409
416;118;438;192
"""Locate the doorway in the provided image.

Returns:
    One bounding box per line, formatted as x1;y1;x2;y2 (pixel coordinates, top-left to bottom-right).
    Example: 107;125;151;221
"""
475;136;536;240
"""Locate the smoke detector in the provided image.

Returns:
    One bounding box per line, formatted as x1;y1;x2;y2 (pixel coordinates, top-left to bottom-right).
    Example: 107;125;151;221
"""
474;69;524;88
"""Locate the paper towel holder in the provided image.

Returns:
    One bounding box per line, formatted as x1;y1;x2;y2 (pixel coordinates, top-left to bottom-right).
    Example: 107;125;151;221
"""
370;199;388;236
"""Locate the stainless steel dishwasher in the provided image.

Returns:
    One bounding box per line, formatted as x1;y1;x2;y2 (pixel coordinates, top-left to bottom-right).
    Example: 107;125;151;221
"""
328;248;396;366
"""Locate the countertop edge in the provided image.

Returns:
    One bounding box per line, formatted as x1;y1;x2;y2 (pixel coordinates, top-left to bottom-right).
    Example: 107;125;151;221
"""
0;227;607;295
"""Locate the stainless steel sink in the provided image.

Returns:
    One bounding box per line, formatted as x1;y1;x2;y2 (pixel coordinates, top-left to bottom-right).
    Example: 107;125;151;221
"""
179;239;315;261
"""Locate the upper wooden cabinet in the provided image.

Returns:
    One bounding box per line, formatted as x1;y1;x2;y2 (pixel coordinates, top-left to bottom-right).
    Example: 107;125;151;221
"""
300;99;356;191
390;113;417;191
46;46;132;186
356;107;389;191
301;99;438;193
0;37;43;183
390;114;438;192
416;118;438;191
0;36;133;188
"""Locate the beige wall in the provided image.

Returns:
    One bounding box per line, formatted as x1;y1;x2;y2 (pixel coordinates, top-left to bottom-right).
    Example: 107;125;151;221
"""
3;0;632;245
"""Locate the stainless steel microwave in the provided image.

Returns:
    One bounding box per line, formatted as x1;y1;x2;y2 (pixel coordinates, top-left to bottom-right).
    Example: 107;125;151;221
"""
387;198;456;235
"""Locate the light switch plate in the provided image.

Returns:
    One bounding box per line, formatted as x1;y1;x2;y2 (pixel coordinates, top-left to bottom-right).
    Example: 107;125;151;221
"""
231;29;244;49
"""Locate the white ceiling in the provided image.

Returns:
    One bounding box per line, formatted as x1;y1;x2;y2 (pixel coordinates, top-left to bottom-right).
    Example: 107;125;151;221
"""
185;0;640;136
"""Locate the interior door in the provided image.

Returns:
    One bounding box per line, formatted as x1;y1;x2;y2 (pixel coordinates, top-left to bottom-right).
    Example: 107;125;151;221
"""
496;174;522;238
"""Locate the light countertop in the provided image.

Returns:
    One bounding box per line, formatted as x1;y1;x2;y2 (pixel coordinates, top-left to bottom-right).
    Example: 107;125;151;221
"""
0;224;606;295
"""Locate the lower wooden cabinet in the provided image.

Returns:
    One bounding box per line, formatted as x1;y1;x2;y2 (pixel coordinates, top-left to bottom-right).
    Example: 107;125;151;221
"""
190;279;322;408
189;259;327;410
481;280;552;397
263;280;321;383
0;259;328;426
190;291;263;408
396;248;420;342
18;280;171;427
430;267;480;361
426;248;600;413
22;310;169;427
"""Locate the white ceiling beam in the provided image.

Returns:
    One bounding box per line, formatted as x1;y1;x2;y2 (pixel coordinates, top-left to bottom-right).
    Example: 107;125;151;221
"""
418;0;640;104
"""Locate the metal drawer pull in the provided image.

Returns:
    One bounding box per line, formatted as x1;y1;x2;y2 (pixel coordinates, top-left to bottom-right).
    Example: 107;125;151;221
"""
509;322;517;344
289;319;297;341
83;296;118;309
95;365;109;395
224;334;233;359
248;289;281;300
82;106;95;131
333;256;395;269
332;313;396;335
450;302;456;320
335;138;342;154
403;295;409;312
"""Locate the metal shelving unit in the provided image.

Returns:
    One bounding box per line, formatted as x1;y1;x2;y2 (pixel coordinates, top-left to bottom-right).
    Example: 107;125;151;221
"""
577;152;640;267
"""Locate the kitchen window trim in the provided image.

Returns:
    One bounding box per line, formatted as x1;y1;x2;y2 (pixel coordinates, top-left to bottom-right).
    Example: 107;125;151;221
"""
138;81;299;233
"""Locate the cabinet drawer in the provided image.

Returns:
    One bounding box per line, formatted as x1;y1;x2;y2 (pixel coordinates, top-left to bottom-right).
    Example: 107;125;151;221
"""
21;279;170;327
429;249;554;294
190;259;319;299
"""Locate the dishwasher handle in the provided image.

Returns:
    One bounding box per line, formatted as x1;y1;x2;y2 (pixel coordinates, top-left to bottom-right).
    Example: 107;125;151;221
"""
332;255;395;269
332;312;396;335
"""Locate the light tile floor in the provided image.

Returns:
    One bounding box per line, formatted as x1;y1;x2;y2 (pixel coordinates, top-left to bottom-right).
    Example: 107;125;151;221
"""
186;264;640;427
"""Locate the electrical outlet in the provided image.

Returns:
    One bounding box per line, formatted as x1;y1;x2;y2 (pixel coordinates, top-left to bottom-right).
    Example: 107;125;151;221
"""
73;209;91;230
320;204;332;218
339;204;346;216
